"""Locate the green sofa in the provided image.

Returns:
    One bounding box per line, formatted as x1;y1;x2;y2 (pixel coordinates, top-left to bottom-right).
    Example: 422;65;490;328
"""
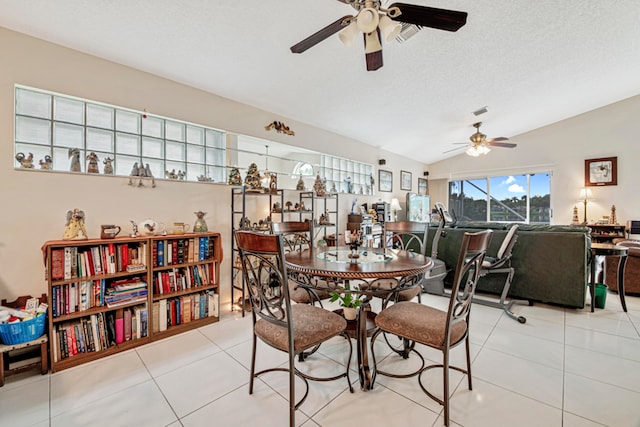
424;223;591;309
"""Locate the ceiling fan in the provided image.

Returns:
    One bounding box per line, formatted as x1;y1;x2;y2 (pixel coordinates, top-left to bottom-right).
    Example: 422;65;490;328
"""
290;0;468;71
444;122;517;156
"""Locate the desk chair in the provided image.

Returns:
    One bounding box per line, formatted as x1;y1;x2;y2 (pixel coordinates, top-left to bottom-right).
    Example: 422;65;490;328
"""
271;221;336;306
234;231;353;427
371;230;492;427
475;224;527;323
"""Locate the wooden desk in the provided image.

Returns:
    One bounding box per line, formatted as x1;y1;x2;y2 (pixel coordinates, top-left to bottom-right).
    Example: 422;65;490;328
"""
590;243;628;312
285;247;432;390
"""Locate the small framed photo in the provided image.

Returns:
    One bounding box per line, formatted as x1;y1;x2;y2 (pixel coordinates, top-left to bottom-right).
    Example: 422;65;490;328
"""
417;178;428;195
401;170;412;191
379;169;392;192
585;157;617;186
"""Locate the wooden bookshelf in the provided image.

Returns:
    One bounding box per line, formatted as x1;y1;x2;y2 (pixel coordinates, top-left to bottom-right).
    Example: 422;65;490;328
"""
43;232;222;372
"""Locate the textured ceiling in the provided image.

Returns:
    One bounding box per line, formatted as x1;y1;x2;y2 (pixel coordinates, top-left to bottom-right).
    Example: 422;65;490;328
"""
1;0;639;164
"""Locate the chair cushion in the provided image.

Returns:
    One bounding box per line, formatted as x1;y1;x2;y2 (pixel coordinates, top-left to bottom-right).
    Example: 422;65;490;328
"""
375;302;467;348
255;304;347;353
288;279;331;304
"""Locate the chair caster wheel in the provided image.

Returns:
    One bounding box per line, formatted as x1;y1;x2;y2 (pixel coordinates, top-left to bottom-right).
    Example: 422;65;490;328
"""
517;316;526;324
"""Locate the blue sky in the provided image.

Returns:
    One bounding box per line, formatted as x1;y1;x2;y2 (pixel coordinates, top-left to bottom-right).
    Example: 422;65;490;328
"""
463;173;550;201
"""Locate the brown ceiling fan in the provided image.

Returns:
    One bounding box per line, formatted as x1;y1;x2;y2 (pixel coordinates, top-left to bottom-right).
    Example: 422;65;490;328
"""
444;122;517;156
290;0;468;71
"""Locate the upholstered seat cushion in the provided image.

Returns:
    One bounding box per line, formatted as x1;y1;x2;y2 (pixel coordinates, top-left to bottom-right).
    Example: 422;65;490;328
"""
375;301;467;348
255;304;347;353
288;280;332;304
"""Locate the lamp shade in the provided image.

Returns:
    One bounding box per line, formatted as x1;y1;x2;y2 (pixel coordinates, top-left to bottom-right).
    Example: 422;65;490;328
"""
390;198;402;211
356;8;379;33
338;21;359;47
579;188;593;201
364;30;382;54
378;14;402;42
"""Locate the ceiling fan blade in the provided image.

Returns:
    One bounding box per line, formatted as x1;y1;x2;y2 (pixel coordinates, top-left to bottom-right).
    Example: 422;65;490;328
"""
443;145;468;154
290;15;353;53
365;30;383;71
486;137;509;142
487;141;517;148
388;3;467;32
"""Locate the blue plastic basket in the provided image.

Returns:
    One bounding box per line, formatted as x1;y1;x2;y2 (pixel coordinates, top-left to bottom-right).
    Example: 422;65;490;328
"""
0;313;46;345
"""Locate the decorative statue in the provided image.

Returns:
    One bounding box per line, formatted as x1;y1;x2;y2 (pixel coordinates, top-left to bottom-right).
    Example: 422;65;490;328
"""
610;205;617;225
130;220;140;237
63;208;88;240
313;174;326;196
193;211;208;232
165;169;178;180
177;170;185;180
86;152;99;173
69;148;81;172
285;201;293;211
269;173;278;192
345;176;353;193
296;177;305;191
245;162;262;190
39;155;53;170
103;157;114;174
571;206;579;225
228;166;242;186
330;182;337;194
15;152;34;168
197;175;213;182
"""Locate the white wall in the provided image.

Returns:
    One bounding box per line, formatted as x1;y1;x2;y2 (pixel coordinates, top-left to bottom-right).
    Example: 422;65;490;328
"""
428;95;639;225
0;28;426;305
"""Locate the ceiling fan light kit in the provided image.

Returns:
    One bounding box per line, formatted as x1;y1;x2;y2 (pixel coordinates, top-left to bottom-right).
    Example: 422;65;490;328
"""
443;122;517;157
290;0;468;71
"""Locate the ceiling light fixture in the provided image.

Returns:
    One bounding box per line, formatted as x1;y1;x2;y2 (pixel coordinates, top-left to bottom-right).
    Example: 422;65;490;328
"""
465;144;491;157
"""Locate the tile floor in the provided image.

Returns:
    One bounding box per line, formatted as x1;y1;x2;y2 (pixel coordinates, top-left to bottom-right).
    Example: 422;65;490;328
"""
2;291;640;427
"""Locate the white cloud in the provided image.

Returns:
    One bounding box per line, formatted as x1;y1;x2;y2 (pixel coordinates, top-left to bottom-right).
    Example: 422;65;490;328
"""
503;176;517;184
508;184;525;193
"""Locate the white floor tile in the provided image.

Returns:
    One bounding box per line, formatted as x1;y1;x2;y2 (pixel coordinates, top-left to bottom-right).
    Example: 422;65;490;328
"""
312;383;440;427
562;411;608;427
565;324;640;362
136;329;222;378
472;347;564;408
0;375;49;426
564;345;640;393
50;349;151;417
50;380;177;427
155;350;248;418
564;372;640;427
181;378;310;427
484;326;565;369
493;311;566;344
198;314;253;350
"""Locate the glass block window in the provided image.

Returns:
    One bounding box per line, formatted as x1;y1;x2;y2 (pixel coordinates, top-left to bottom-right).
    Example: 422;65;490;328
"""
319;155;374;195
14;85;226;182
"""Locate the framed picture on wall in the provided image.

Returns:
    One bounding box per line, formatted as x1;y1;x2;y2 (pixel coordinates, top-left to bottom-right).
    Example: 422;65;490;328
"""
379;169;392;192
401;170;412;191
585;157;617;186
417;178;428;195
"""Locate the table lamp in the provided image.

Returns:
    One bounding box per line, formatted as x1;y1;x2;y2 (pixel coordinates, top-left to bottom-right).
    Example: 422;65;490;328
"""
390;198;402;221
578;188;593;225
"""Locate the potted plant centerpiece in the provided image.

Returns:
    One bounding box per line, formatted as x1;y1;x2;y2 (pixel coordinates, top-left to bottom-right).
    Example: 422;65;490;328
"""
329;282;363;321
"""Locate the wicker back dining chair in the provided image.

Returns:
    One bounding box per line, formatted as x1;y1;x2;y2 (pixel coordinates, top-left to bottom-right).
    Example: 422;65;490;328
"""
234;230;353;427
382;221;429;303
271;221;336;306
371;229;493;426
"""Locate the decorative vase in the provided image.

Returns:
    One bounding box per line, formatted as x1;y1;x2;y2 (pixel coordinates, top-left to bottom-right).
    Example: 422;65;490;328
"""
343;307;357;321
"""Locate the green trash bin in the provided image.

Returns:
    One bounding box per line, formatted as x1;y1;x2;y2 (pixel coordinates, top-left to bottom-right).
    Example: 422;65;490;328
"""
594;283;608;309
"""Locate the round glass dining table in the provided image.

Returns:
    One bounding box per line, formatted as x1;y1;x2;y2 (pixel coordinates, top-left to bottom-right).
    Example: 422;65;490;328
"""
285;247;433;390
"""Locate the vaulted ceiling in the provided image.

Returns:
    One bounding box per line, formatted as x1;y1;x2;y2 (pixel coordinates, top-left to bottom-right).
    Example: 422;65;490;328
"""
1;0;639;164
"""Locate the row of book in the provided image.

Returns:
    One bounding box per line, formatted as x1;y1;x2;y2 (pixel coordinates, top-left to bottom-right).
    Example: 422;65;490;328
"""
152;236;215;268
52;277;147;317
152;291;218;333
50;243;146;280
153;264;214;294
52;304;148;362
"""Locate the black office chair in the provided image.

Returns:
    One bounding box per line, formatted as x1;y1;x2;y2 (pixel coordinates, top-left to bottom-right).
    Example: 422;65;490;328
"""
474;224;527;323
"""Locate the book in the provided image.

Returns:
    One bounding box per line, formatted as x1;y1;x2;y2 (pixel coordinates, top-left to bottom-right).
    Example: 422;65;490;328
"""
115;309;124;344
151;301;160;333
172;240;179;265
64;247;72;279
51;248;65;280
183;295;191;323
123;308;132;341
157;240;165;267
159;299;167;332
